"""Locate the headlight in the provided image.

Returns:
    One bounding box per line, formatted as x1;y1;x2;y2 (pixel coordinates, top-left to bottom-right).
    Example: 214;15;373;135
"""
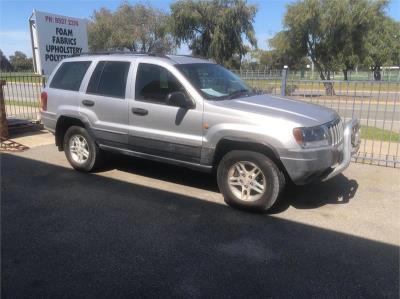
293;125;329;148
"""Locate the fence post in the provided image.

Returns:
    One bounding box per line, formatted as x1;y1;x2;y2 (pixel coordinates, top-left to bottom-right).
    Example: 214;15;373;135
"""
281;68;288;97
41;74;46;88
0;80;9;140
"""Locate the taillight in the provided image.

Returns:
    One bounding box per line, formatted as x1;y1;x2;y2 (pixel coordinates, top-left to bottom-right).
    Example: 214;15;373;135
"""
40;91;47;111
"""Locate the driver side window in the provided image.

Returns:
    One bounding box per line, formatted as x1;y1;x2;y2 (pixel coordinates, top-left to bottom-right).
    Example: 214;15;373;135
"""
135;63;184;104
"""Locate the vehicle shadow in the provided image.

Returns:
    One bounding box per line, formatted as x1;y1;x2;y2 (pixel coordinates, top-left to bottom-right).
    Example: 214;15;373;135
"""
102;153;358;213
270;175;359;213
99;153;220;191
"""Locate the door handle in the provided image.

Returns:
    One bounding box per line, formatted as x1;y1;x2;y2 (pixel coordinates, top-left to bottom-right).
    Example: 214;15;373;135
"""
82;100;95;107
131;108;148;116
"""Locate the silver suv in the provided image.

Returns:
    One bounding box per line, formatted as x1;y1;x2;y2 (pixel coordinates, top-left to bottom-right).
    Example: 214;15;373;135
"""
41;53;360;212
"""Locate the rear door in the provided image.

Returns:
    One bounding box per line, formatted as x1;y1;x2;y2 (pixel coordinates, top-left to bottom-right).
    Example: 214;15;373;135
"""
80;60;132;147
128;62;203;163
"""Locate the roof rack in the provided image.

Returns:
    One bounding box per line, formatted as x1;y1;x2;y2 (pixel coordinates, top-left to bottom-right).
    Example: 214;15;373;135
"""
167;54;215;62
71;51;168;58
70;51;212;63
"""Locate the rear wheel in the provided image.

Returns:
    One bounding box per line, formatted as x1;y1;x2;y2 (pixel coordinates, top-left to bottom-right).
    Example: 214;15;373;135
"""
217;150;284;212
63;126;101;171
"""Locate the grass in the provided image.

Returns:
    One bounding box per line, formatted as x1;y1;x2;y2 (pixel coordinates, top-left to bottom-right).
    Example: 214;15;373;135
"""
0;72;37;76
245;79;400;93
361;125;400;142
0;73;43;84
1;71;398;91
237;69;400;81
5;100;39;108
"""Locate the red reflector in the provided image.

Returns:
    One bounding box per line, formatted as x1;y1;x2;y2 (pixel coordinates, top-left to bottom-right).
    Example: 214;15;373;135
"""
40;91;47;111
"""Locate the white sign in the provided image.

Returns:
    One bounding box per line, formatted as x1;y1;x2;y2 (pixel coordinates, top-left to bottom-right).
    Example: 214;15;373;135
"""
29;10;88;76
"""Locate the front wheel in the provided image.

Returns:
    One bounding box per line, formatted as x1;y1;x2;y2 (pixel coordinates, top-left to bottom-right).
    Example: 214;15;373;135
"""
217;150;284;212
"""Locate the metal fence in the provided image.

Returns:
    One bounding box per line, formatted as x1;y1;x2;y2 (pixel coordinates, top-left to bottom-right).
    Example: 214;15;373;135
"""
0;73;43;123
239;70;400;168
232;68;400;81
1;70;399;167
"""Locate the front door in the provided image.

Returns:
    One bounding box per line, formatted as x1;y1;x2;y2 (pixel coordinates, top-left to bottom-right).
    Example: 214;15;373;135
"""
128;62;203;163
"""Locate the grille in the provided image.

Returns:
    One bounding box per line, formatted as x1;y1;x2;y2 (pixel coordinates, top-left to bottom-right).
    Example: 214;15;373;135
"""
327;119;343;146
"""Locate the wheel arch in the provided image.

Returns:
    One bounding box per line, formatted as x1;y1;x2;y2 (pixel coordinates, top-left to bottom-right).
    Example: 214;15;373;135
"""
212;138;287;176
55;115;90;151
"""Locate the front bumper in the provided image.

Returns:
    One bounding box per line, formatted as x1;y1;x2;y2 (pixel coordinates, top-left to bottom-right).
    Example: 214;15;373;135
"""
280;119;361;184
320;118;360;181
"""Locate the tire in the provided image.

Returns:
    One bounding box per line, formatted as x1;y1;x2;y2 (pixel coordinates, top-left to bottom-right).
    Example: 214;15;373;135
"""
63;126;102;172
217;150;285;213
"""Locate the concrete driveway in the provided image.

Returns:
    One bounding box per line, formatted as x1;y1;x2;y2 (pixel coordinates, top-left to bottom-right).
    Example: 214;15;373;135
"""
1;140;399;298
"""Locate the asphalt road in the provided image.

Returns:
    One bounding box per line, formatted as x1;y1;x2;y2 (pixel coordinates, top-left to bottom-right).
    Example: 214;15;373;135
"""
4;82;400;131
1;144;399;298
303;101;400;131
3;82;41;102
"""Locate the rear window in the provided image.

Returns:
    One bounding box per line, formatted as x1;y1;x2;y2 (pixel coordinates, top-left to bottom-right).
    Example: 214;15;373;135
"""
50;61;91;91
87;61;130;98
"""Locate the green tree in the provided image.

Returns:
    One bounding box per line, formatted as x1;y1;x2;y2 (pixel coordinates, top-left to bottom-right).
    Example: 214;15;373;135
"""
269;0;388;93
268;33;310;70
9;51;33;72
250;50;280;69
170;0;257;67
88;2;175;53
0;50;13;72
363;16;400;80
88;8;114;52
331;0;382;80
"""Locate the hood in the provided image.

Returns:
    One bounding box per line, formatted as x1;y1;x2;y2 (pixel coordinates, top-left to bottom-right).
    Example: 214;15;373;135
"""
212;94;339;127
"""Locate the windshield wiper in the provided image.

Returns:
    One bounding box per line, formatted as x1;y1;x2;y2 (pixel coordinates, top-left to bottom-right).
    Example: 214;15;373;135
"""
227;89;252;99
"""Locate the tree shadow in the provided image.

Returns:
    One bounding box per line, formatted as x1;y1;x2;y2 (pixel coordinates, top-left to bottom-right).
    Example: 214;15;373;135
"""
1;153;397;298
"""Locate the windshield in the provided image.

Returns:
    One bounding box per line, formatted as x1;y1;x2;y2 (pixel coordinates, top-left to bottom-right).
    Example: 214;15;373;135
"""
176;63;253;100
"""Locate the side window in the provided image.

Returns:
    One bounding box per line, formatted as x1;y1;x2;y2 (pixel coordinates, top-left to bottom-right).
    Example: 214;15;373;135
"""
87;61;130;98
135;63;184;104
50;61;91;91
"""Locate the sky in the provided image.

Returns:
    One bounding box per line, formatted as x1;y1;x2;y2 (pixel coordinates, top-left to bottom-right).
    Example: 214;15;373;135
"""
0;0;399;58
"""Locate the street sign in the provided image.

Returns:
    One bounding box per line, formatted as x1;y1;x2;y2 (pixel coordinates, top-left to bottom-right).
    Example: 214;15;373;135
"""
29;10;88;76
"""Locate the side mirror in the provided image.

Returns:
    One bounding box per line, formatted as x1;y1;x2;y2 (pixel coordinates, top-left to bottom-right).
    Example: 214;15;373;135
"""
166;92;195;109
